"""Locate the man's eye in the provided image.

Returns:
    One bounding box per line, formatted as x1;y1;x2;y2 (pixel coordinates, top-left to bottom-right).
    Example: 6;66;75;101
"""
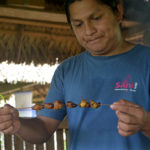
93;16;101;20
74;23;82;27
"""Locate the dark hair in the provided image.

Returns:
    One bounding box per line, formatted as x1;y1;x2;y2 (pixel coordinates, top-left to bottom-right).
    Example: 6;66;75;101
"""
65;0;121;26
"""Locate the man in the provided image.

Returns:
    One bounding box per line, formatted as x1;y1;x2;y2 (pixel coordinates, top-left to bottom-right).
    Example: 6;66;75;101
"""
0;0;150;150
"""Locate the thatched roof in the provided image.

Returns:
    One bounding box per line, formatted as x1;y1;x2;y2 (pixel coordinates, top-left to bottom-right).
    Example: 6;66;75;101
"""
0;15;84;65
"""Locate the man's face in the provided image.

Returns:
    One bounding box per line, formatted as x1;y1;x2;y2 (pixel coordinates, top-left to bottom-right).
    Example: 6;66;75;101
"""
69;0;122;56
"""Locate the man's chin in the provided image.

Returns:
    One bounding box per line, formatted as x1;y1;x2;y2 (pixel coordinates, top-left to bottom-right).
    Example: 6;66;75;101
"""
86;48;106;56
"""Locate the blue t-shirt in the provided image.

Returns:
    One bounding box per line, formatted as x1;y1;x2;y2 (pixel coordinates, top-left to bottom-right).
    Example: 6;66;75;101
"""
38;44;150;150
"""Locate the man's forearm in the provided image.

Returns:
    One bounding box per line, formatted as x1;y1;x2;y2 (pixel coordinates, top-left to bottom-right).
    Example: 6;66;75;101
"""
15;117;52;144
141;112;150;138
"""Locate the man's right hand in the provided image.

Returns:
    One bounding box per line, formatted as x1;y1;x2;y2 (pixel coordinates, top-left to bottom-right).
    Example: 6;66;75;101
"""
0;104;20;134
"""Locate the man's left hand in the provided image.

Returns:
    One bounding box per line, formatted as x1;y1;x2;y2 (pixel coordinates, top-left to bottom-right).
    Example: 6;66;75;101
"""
110;99;149;137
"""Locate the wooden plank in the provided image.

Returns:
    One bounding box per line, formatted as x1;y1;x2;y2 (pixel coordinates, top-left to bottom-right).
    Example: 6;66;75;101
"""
0;6;67;23
56;129;64;150
7;0;45;6
14;135;23;150
25;142;34;150
0;17;69;30
36;144;44;150
0;83;37;95
46;135;54;150
65;129;69;150
4;134;12;150
0;29;75;39
122;20;141;28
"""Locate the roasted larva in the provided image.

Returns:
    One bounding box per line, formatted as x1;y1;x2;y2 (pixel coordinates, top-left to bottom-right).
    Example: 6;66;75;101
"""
66;101;77;108
44;103;54;109
32;104;43;110
90;100;101;109
53;100;65;110
79;98;90;108
32;98;101;110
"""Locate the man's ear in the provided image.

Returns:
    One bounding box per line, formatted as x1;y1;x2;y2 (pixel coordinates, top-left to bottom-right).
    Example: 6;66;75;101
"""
116;4;123;24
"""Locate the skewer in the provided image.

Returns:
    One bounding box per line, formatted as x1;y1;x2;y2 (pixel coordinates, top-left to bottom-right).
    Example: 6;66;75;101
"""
16;103;142;111
16;103;111;110
17;107;33;110
100;104;111;106
0;94;141;111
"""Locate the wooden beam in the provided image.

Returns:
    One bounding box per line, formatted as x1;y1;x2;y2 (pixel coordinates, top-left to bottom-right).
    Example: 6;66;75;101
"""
122;20;142;28
0;83;38;96
122;22;149;39
0;6;67;23
0;29;76;39
125;34;143;41
0;17;70;29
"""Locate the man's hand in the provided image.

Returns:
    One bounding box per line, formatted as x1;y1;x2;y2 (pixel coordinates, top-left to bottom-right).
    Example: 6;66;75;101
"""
110;99;150;137
0;104;20;134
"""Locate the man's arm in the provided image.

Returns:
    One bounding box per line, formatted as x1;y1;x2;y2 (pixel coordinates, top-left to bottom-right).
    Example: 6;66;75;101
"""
16;116;61;144
140;112;150;138
0;104;61;144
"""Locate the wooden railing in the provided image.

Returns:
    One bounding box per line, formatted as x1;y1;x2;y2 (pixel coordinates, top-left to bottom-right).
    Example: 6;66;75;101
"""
0;118;68;150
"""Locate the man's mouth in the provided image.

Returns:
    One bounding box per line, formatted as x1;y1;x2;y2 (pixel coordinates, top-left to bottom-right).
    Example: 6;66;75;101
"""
85;36;104;43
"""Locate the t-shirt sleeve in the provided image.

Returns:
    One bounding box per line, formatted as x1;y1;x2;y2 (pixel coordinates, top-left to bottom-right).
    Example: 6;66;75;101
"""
38;65;67;121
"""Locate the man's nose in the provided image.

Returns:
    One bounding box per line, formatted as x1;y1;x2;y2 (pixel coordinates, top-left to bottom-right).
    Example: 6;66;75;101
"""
84;22;96;36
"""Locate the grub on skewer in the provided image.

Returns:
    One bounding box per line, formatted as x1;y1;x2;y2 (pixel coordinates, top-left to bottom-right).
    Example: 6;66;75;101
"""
79;98;90;108
66;101;77;108
44;103;54;109
90;100;101;109
53;100;65;110
32;104;43;110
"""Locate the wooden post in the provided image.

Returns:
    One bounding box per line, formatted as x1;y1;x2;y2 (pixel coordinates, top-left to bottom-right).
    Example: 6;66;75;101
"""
65;129;69;150
46;135;54;150
25;142;34;150
36;144;44;150
56;129;64;150
4;134;12;150
14;135;24;150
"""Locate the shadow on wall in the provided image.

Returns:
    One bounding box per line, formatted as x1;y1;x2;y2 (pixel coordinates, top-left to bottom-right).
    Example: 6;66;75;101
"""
143;29;150;46
123;0;150;22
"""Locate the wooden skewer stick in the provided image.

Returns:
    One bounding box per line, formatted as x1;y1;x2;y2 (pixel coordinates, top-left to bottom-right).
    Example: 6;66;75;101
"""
100;104;111;106
16;107;34;110
16;104;108;109
15;103;141;111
